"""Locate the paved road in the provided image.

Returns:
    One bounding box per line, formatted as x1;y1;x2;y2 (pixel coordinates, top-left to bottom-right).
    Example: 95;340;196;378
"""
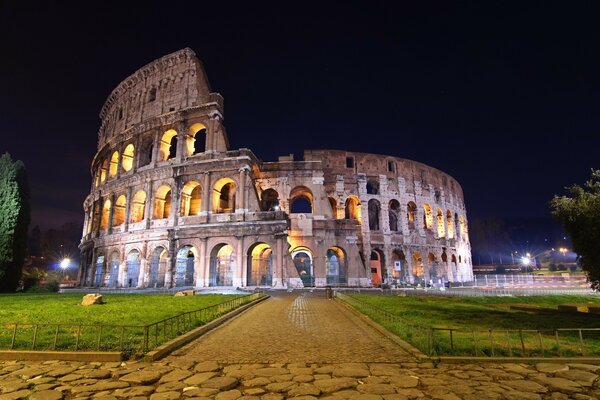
166;291;413;364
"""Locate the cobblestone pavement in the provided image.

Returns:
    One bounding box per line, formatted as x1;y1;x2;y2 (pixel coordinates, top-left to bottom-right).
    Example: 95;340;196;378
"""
166;292;412;363
1;292;600;399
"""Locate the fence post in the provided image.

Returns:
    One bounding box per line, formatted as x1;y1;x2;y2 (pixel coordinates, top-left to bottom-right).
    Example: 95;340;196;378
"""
32;325;39;350
10;324;17;349
143;325;149;352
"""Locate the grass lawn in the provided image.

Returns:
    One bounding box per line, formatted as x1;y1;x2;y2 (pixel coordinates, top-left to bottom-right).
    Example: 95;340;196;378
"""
0;292;256;356
348;294;600;357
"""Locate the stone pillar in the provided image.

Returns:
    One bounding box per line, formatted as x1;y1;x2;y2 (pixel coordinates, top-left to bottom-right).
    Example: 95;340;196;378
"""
274;234;284;288
124;186;132;231
145;181;154;229
172;175;182;227
175;123;186;163
200;238;209;287
107;193;115;234
138;259;147;288
381;201;390;234
164;257;172;287
202;172;211;214
151;129;160;167
237;168;246;213
235;236;244;287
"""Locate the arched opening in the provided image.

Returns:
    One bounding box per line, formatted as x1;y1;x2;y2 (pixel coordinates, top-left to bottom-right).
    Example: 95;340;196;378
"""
407;202;417;230
455;212;460;238
368;199;380;231
212;178;236;213
130;190;146;223
153;185;172;219
436;208;445;237
423;204;433;230
366;179;379;195
451;254;458;279
291;247;313;287
326;247;347;285
261;188;279;211
126;250;141;287
290;186;313;213
391;250;406;281
389;199;400;232
159;129;178;161
122;144;135;172
109;151;119;178
344;196;361;223
180;181;202;216
100;159;108;183
442;250;448;263
412;251;424;280
428;252;437;279
247;243;272;286
108;251;120;287
112;195;126;227
370;249;385;285
446;210;454;239
149;246;168;288
175;246;196;287
100;199;111;230
209;244;234;286
328;197;338;218
459;215;467;238
94;255;105;286
186;123;207;156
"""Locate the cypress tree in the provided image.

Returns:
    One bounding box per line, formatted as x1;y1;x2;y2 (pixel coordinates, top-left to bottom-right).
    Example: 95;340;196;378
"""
0;153;30;291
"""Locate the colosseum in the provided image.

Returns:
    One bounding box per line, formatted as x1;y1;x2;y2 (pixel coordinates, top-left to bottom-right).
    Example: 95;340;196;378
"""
77;48;473;290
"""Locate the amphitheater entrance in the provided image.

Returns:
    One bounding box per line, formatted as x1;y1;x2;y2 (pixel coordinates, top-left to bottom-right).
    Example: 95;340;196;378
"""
149;247;168;288
108;252;119;287
94;256;104;286
391;250;406;282
126;250;141;287
370;250;385;285
247;243;272;286
209;244;234;286
292;247;313;287
412;252;424;284
175;246;196;287
326;247;347;285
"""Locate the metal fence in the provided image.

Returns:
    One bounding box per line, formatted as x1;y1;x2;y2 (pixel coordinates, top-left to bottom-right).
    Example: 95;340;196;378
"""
0;293;262;357
335;292;600;358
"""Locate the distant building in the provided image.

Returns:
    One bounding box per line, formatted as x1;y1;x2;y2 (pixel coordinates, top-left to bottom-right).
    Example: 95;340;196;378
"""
77;48;473;288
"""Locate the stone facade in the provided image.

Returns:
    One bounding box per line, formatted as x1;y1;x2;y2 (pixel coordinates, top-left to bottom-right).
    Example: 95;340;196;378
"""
78;48;473;289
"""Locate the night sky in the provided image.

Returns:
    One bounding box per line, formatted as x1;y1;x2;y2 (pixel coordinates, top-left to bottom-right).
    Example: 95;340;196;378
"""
1;2;599;231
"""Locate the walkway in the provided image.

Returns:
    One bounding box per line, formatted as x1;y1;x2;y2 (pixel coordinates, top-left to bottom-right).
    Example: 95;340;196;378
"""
165;291;413;363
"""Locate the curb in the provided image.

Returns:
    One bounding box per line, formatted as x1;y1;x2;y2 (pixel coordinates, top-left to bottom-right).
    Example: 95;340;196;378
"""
144;295;269;361
0;350;122;362
437;356;600;363
333;297;429;361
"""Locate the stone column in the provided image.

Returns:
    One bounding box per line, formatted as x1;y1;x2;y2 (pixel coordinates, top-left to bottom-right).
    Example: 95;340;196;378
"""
175;123;186;163
145;181;154;229
235;236;244;287
237;168;246;213
107;193;115;234
274;234;284;288
172;175;182;227
138;259;147;288
202;172;211;214
124;186;132;231
199;238;208;287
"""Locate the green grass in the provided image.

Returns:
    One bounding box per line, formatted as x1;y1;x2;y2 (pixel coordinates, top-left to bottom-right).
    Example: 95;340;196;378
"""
0;293;257;356
347;294;600;357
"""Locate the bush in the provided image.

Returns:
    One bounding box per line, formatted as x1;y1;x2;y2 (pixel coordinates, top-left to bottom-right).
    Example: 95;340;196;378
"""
570;265;578;272
549;264;558;272
558;263;567;271
25;279;59;293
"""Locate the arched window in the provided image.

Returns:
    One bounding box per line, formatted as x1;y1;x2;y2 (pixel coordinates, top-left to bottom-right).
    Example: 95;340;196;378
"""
370;249;385;285
412;251;423;278
100;199;111;229
368;199;380;231
159;129;178;161
326;247;347;285
181;181;202;216
148;87;157;102
366;179;379;195
344;196;361;222
121;144;135;172
391;250;406;280
436;208;445;237
423;203;433;230
209;244;234;286
176;246;196;287
149;247;168;288
459;215;467;238
108;251;120;287
130;190;146;223
126;250;141;287
407;201;417;230
100;159;108;183
442;250;448;263
261;188;279;211
328;197;338;218
186;123;207;156
291;247;313;287
428;252;437;277
109;151;119;178
247;243;273;286
290;186;313;213
446;210;454;239
153;185;172;219
213;178;236;213
389;200;400;232
112;195;126;226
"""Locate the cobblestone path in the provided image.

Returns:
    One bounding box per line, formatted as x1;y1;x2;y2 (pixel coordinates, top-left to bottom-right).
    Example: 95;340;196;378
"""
166;292;413;364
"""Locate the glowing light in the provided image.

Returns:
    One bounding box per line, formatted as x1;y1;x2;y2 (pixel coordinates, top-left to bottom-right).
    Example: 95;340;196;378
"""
521;256;531;266
60;258;70;269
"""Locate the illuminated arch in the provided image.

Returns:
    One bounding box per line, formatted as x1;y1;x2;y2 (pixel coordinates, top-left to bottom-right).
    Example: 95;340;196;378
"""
126;249;141;287
209;243;234;286
247;242;272;286
175;245;197;287
100;199;111;229
108;251;120;287
389;199;400;232
290;186;313;213
446;210;454;239
109;151;119;178
153;185;172;219
261;188;279;211
459;215;467;238
291;246;313;287
159;129;178;161
130;190;146;223
112;195;126;226
407;201;417;230
368;199;380;231
391;250;406;280
370;249;385;285
423;203;433;230
100;159;108;183
412;251;424;278
186;123;207;156
121;144;135;172
149;246;168;288
326;246;347;285
344;196;361;223
181;181;202;216
436;208;445;237
212;178;236;213
328;197;338;218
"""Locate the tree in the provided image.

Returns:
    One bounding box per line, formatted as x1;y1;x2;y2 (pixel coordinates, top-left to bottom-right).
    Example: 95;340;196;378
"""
0;153;30;291
550;169;600;285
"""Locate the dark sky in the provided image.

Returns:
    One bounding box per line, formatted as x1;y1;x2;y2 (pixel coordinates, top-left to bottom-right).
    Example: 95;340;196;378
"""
1;1;599;230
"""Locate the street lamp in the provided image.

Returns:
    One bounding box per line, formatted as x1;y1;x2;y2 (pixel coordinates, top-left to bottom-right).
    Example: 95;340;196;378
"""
60;258;70;282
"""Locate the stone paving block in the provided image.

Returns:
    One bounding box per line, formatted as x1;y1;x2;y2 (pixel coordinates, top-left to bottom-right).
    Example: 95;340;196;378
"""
356;383;396;395
160;369;194;383
503;392;542;400
554;369;599;387
149;391;181;400
28;390;63;400
535;363;570;374
183;372;217;386
120;371;163;385
193;362;220;373
314;378;358;393
200;377;239;391
155;382;186;393
215;390;242;400
0;389;33;400
113;385;156;397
